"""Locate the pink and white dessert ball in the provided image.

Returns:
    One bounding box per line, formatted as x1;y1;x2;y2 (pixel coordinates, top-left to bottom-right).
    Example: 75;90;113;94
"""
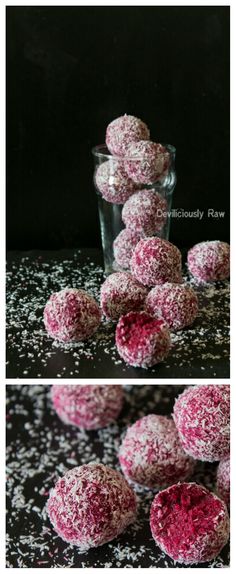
43;287;101;343
115;311;171;368
216;458;230;508
122;189;167;236
119;414;195;488
51;384;124;430
100;272;147;321
145;282;198;331
47;463;137;550
150;482;229;564
106;114;150;157
131;237;182;287
187;241;230;282
95;159;139;204
113;228;142;269
173;385;230;462
124;141;169;184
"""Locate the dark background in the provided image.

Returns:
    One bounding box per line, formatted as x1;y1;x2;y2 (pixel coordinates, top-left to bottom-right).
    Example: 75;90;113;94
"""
6;5;230;251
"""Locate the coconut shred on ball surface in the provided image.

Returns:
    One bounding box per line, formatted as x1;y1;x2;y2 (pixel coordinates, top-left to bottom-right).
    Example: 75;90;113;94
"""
118;414;195;488
145;282;199;331
124;141;169;184
105;114;150;157
130;237;183;287
173;385;230;462
216;458;230;508
43;287;101;342
187;240;230;282
100;272;147;321
47;463;137;551
51;384;124;430
95;159;139;204
113;228;142;269
122;189;167;236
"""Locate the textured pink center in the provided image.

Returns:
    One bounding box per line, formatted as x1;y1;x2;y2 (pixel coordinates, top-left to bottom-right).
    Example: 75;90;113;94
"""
152;483;224;551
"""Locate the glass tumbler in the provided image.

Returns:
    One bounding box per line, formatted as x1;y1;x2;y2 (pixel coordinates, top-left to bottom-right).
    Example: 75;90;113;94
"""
92;144;176;274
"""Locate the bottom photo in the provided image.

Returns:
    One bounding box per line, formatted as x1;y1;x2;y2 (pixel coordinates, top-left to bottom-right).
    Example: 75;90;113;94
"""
6;384;230;568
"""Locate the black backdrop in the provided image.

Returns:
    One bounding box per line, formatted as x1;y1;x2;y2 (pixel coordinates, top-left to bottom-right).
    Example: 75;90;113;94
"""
6;5;230;250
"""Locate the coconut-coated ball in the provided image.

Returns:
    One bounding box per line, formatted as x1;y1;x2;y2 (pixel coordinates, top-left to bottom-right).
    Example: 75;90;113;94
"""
150;482;230;564
113;228;142;269
115;311;171;368
47;463;137;550
173;385;230;462
43;288;101;343
145;283;199;331
122;189;167;236
51;384;124;430
119;414;195;488
187;241;230;282
124;141;169;184
106;114;150;157
131;237;182;287
100;272;147;321
216;458;230;508
95;159;139;204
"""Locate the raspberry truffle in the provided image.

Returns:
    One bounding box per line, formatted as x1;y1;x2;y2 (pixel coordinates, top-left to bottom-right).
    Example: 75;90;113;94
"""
216;458;230;508
124;141;169;184
43;287;101;343
47;463;137;550
113;228;142;269
187;241;230;282
131;237;182;287
115;311;171;368
95;159;139;204
173;385;230;462
100;272;147;321
51;384;124;430
106;114;150;157
150;482;230;564
145;283;198;331
119;414;195;488
122;189;167;236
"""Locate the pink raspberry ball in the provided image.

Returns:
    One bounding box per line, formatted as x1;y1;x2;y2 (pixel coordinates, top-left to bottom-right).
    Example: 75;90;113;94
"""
47;463;137;550
150;482;229;564
106;114;150;157
95;159;139;204
100;272;147;321
115;311;171;368
113;228;142;269
173;385;230;462
124;141;169;184
216;458;230;508
43;287;101;343
119;414;195;489
131;237;182;287
145;282;198;331
51;384;124;430
122;189;167;236
187;240;230;282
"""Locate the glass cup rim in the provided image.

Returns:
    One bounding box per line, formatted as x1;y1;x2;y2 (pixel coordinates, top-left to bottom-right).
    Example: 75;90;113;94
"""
92;143;176;161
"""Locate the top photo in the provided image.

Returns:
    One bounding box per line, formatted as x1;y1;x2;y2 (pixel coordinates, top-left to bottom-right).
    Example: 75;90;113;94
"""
6;5;230;379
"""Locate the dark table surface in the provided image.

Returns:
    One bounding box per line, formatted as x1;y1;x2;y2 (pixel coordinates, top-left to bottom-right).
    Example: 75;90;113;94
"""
6;249;230;379
6;384;230;568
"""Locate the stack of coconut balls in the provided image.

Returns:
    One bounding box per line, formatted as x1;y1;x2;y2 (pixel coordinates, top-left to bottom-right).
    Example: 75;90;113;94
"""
47;384;230;565
43;115;230;368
